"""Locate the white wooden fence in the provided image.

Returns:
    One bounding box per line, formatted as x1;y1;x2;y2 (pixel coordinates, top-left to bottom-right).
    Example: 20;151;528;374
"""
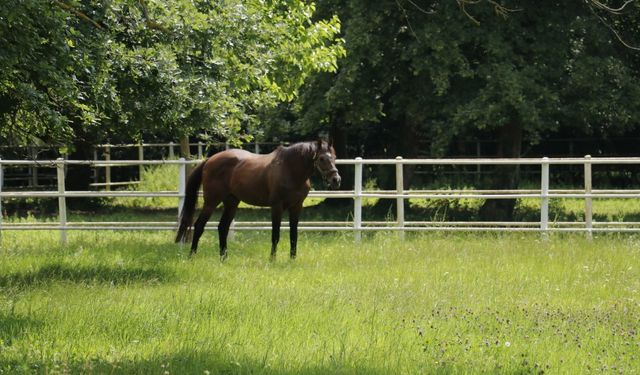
0;141;285;188
92;141;287;189
2;156;640;245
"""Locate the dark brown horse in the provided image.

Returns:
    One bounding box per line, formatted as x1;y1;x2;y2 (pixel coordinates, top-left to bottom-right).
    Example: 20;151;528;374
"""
175;140;341;260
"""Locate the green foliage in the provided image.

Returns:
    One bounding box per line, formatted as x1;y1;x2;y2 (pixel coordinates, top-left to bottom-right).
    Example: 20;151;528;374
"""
290;1;640;156
1;232;639;373
0;0;344;146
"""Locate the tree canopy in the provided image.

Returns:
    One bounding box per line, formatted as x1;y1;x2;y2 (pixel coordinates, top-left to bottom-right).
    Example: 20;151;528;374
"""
291;0;640;159
2;0;639;161
0;0;344;148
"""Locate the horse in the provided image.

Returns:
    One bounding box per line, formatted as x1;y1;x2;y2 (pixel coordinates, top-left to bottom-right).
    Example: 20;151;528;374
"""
175;140;341;260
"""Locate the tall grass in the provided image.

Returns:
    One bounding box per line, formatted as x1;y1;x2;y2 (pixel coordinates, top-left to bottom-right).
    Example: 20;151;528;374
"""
111;164;180;209
1;231;639;374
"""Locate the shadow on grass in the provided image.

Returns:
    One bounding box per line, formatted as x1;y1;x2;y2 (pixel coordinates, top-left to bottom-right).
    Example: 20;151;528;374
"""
0;349;454;375
0;263;173;289
0;312;42;347
0;347;522;374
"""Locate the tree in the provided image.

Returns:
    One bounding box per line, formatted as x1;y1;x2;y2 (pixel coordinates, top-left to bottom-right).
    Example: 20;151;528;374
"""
1;0;344;199
0;0;345;148
288;0;640;218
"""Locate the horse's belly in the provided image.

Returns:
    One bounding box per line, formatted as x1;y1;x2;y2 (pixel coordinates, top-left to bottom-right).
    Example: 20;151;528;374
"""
229;176;271;207
238;192;270;207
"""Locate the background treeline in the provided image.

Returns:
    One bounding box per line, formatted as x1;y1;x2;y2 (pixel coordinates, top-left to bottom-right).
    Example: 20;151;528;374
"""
2;1;640;218
261;0;640;218
286;1;640;162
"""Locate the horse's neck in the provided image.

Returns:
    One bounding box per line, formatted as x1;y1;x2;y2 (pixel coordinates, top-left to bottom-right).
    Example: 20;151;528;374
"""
280;143;315;180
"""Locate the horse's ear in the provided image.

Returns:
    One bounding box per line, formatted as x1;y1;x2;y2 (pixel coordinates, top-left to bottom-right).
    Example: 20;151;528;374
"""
328;137;334;148
316;138;323;149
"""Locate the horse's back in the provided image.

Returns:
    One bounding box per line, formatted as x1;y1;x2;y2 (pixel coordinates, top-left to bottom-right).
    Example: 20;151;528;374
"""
202;148;274;206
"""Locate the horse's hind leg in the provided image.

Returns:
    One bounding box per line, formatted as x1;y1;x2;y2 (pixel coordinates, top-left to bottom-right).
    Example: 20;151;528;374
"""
218;196;239;261
270;205;283;261
288;203;303;259
190;201;217;256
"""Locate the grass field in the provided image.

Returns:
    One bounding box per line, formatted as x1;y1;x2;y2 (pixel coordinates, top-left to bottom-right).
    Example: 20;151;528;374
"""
1;230;639;374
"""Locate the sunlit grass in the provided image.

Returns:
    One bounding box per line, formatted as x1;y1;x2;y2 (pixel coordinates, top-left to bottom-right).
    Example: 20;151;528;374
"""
1;231;639;374
110;163;180;209
517;198;640;222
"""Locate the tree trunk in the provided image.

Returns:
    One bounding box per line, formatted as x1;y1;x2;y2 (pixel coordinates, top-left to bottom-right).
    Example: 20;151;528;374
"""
179;135;190;158
478;122;523;221
179;134;193;181
66;138;92;192
372;116;419;214
66;136;97;209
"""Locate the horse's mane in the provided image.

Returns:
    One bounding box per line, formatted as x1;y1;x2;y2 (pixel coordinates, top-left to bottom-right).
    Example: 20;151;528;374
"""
280;141;319;161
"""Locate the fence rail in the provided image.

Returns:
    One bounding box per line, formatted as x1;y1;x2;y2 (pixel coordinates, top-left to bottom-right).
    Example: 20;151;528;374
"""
2;156;640;244
0;141;290;188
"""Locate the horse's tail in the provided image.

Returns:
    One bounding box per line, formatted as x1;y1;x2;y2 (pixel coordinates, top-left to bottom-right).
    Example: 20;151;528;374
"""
175;159;207;243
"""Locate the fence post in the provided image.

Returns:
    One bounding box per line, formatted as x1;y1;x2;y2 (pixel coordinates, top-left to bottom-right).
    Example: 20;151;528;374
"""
169;142;175;158
540;157;549;237
138;142;144;178
105;144;111;191
354;157;363;242
395;156;405;240
197;142;203;159
178;158;186;218
56;158;67;245
255;141;260;154
584;155;593;239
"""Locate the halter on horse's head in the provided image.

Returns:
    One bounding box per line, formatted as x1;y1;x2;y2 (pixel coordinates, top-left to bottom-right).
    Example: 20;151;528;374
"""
313;140;341;189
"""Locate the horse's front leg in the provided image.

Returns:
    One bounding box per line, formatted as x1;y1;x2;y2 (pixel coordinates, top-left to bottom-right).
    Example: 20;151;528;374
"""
218;197;239;262
289;204;303;259
190;204;215;256
270;205;283;261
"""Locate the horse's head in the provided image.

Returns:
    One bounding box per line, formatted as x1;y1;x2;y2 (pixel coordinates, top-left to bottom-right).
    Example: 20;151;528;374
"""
314;139;341;189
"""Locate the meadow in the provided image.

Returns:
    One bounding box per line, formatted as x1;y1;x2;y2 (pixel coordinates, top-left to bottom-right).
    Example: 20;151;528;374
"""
1;229;639;374
2;164;640;373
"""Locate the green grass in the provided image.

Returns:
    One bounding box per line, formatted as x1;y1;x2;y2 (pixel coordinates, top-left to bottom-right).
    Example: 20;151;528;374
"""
1;231;639;374
110;164;180;209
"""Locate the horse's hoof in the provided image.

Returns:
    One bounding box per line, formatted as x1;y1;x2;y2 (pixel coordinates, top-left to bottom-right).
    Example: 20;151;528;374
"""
289;254;297;260
269;254;276;262
220;253;228;262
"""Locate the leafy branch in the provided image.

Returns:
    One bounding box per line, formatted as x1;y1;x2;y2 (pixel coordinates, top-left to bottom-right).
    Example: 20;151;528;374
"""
456;0;522;25
53;0;169;33
586;0;640;50
588;0;636;14
137;0;169;33
52;0;105;30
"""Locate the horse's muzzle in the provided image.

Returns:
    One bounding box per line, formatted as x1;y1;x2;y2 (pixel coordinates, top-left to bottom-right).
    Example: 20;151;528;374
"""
329;174;341;190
